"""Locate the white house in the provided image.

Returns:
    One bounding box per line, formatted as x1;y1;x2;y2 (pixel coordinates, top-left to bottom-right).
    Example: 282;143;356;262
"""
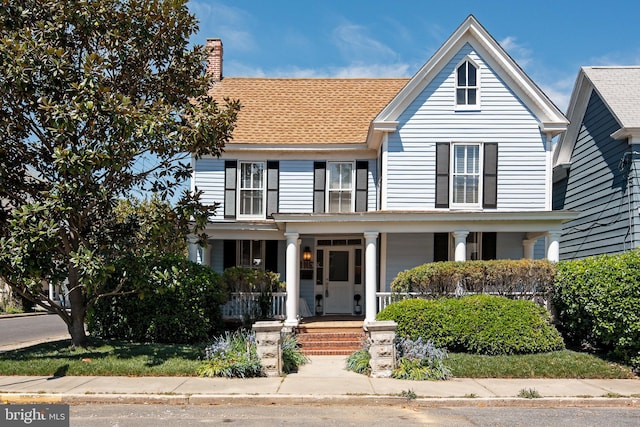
190;15;576;327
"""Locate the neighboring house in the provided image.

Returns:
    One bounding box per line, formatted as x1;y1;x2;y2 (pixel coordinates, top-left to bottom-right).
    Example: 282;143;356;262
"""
553;67;640;260
191;15;575;326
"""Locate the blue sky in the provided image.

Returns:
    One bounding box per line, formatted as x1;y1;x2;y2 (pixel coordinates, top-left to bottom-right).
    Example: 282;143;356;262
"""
188;0;640;112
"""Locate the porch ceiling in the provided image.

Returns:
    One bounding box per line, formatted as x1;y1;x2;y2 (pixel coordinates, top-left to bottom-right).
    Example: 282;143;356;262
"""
272;210;579;234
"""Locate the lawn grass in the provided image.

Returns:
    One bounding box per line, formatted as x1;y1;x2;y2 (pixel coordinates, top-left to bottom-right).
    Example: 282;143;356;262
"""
0;339;635;379
448;350;636;379
0;338;203;377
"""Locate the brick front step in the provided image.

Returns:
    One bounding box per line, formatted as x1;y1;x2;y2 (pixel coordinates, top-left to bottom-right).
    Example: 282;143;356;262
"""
295;326;365;356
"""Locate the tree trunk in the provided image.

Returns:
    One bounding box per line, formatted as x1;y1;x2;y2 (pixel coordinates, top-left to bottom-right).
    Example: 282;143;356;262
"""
67;268;89;348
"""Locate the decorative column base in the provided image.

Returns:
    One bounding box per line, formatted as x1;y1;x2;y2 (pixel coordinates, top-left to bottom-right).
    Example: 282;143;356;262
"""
252;321;283;377
365;320;397;378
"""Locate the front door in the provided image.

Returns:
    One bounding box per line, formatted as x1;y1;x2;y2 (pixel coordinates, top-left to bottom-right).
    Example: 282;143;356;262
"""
324;249;353;314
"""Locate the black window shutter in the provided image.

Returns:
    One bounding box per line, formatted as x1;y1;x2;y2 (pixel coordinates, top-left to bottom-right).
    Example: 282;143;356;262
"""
223;240;237;270
313;161;326;213
483;143;498;208
224;160;237;219
435;143;450;208
434;233;449;262
481;232;497;260
266;161;279;218
355;160;368;212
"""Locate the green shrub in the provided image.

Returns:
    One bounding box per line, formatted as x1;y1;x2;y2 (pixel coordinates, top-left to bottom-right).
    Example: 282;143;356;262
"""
88;254;227;344
391;259;555;298
346;349;371;375
222;267;284;321
282;333;308;374
393;337;451;380
553;251;640;370
377;295;564;355
198;330;263;378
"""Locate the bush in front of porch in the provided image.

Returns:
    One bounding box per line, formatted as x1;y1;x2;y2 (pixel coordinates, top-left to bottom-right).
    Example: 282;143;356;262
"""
376;295;564;356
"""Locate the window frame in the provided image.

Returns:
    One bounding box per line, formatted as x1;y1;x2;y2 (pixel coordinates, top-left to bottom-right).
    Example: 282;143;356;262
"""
450;142;483;209
237;240;265;270
455;58;480;110
237;161;266;219
326;161;355;213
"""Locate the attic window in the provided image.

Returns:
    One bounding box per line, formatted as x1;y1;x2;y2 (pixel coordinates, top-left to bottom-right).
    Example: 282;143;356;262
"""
456;60;479;108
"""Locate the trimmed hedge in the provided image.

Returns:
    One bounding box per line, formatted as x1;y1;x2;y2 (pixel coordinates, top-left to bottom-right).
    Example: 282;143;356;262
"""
553;250;640;369
88;255;227;344
391;259;555;298
377;295;564;355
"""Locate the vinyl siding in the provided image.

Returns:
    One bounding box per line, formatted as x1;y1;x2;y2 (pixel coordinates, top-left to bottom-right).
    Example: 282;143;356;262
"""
557;91;631;259
384;233;434;291
279;161;314;213
194;158;225;218
385;43;547;211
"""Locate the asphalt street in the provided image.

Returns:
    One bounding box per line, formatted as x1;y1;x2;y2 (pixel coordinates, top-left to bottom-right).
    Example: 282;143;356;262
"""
0;313;69;351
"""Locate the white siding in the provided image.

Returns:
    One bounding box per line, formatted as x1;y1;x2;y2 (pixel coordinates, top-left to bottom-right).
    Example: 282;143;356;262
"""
384;233;434;290
279;160;314;213
194;158;225;218
385;43;547;211
367;159;378;211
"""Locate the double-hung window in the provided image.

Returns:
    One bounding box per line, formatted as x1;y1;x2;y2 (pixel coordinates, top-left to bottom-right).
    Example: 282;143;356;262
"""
456;60;479;108
451;143;481;207
327;162;354;213
238;161;265;218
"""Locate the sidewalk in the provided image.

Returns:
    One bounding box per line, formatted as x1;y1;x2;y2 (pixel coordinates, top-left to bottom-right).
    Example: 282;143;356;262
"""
1;356;640;407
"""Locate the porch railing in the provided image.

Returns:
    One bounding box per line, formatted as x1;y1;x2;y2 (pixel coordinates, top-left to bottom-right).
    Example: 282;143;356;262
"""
221;292;287;320
376;291;550;312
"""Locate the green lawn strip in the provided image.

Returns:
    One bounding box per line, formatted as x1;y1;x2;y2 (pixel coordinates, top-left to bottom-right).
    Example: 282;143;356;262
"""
0;339;203;377
448;350;635;379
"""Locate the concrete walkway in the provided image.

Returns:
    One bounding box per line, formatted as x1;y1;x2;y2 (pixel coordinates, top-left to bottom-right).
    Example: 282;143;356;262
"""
1;356;640;407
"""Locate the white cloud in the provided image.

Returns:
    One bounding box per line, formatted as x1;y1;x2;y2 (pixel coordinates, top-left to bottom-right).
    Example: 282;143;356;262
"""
188;1;256;51
332;22;398;62
500;36;532;68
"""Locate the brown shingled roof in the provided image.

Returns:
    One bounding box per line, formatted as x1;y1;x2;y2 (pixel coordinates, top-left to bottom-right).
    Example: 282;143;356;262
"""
209;78;409;144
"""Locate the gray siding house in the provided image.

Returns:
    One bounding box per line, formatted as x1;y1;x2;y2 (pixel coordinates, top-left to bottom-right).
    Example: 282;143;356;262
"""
553;67;640;259
191;15;575;326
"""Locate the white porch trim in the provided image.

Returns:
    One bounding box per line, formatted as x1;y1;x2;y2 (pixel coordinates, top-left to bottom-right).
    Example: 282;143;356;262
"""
284;232;300;327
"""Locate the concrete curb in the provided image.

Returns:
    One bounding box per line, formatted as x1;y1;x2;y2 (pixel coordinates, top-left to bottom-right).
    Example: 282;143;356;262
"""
2;392;640;408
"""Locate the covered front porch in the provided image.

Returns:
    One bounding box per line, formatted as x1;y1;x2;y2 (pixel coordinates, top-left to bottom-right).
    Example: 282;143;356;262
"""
192;210;577;327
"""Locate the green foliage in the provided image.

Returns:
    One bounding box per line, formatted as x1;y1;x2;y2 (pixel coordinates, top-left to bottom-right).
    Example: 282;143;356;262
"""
553;250;640;370
198;330;263;378
377;295;564;355
88;255;227;344
518;388;541;398
346;349;371;375
0;0;240;346
391;259;555;298
282;333;309;374
392;337;451;380
223;267;284;321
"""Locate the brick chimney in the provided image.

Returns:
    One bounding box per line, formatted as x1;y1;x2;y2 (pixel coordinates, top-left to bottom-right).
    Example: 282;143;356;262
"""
206;38;223;81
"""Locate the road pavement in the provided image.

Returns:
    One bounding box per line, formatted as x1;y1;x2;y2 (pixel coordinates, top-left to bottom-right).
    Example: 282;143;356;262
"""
0;312;69;352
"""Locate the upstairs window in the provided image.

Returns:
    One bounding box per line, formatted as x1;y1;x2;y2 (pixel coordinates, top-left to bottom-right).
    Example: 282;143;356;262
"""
238;161;265;218
327;162;354;213
451;143;481;207
456;60;479;107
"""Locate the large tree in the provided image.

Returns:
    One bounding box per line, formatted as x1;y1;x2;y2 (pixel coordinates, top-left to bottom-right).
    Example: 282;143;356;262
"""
0;0;240;346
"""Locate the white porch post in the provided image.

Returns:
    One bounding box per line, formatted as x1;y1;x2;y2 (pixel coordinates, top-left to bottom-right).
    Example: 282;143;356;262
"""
201;242;211;267
187;237;199;263
453;231;469;262
364;231;379;324
546;231;561;262
523;239;536;259
284;232;300;327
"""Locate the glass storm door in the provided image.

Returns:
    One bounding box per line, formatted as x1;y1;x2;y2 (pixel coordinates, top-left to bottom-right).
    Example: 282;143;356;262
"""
324;249;353;313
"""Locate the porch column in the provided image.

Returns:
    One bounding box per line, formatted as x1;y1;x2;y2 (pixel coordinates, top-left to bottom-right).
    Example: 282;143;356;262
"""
523;239;537;259
201;242;212;267
546;231;561;262
187;237;199;263
364;231;379;324
284;232;300;327
453;231;469;262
